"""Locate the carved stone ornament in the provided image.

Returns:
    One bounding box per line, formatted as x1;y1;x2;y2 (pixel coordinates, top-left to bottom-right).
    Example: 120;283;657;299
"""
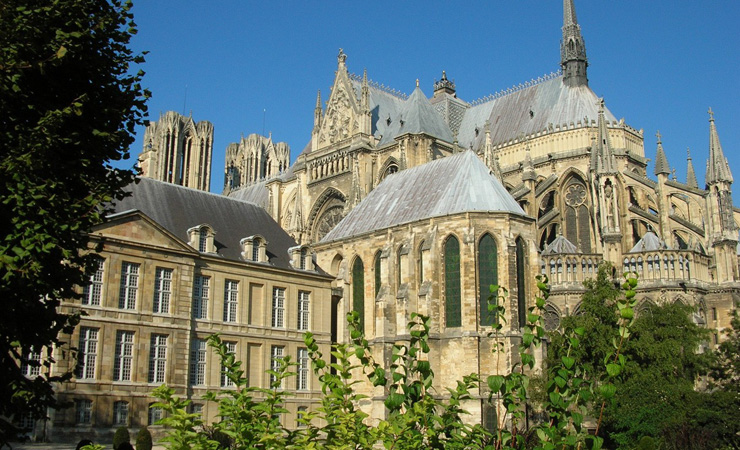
565;183;587;207
325;88;352;144
316;206;345;241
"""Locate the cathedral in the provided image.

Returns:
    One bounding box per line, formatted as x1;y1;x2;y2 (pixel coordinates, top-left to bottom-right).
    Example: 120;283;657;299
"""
40;0;738;441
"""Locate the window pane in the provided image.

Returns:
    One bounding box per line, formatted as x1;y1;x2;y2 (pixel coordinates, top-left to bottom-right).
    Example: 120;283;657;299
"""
153;268;173;314
352;258;365;331
118;262;139;310
445;236;461;327
478;234;498;326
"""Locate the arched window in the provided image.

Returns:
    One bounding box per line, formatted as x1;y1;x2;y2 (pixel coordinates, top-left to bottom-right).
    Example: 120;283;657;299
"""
374;251;382;299
352;258;365;332
444;236;461;328
417;241;425;287
515;238;527;329
478;234;498;326
563;176;592;252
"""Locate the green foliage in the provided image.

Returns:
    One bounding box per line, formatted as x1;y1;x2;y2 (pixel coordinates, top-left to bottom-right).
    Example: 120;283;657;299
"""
112;426;130;450
151;272;639;450
0;0;147;442
636;436;655;450
136;426;153;450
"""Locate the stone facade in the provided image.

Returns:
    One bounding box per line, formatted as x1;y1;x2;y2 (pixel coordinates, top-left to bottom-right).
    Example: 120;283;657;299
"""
139;111;213;191
47;179;334;442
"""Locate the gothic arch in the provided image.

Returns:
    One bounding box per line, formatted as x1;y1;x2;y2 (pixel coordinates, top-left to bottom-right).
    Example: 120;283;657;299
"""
351;256;366;332
308;188;347;242
377;157;400;184
443;234;462;328
559;173;593;252
543;302;562;331
477;232;499;326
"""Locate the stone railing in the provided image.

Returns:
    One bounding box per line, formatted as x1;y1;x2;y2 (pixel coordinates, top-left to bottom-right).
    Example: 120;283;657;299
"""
621;250;710;283
540;253;603;285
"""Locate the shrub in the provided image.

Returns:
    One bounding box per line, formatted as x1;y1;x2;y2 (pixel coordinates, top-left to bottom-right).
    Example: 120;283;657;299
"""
135;427;152;450
112;426;130;450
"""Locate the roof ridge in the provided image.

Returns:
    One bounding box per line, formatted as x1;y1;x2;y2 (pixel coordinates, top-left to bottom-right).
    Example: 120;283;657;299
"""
348;72;408;99
469;70;563;106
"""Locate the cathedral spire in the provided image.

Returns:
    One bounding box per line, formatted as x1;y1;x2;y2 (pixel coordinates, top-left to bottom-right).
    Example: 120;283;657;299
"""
686;148;699;189
653;130;670;176
561;0;588;87
706;108;733;185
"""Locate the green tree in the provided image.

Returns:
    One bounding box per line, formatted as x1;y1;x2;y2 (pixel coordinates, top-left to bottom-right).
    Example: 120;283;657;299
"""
135;426;153;450
0;0;147;442
112;426;130;450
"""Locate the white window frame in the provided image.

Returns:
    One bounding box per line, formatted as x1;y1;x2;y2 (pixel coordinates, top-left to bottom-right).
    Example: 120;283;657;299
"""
190;338;207;386
149;334;167;384
21;349;41;378
272;287;285;328
113;401;129;426
223;280;239;323
118;262;139;310
153;267;173;314
193;275;209;319
76;327;98;380
297;348;309;391
270;345;284;387
221;341;237;388
82;257;104;306
113;331;135;381
297;291;310;331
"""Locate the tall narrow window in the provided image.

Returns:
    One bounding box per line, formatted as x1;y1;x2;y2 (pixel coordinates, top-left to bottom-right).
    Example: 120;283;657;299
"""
76;327;98;379
190;339;207;386
82;257;104;306
113;331;134;381
252;238;260;261
223;279;239;323
76;399;92;424
148;403;163;426
221;341;236;388
297;291;310;331
478;234;498;326
272;287;285;328
396;247;403;289
516;238;527;329
270;346;285;387
444;236;461;328
297;348;309;390
418;242;425;287
299;248;308;270
113;401;129;426
297;406;308;428
153;268;173;314
374;251;381;299
198;229;208;253
193;275;210;319
352;258;365;332
118;262;139;310
149;334;167;384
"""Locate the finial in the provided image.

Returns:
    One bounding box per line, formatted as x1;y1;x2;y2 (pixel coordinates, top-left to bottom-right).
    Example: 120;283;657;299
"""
708;107;714;122
655;130;662;144
441;70;447;80
687;147;691;159
416;78;419;88
598;98;605;112
672;168;677;181
337;48;347;65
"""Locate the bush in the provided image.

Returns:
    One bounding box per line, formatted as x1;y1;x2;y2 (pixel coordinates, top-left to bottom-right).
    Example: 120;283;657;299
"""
637;436;655;450
135;427;152;450
112;426;130;450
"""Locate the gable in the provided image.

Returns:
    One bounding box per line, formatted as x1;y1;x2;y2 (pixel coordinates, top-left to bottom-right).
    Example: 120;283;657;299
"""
92;212;195;253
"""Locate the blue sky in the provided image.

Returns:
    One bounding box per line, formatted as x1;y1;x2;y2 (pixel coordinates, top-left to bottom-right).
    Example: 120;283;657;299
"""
128;1;739;194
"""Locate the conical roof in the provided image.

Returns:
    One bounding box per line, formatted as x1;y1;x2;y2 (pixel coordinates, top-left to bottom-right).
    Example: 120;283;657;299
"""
706;109;733;184
628;231;670;253
542;234;579;255
320;151;525;242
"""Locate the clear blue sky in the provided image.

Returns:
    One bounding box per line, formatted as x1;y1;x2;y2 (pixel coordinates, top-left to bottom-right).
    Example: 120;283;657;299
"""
128;1;740;194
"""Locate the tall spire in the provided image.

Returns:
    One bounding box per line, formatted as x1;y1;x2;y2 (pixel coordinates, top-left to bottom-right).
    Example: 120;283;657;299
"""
590;99;617;174
706;107;733;185
561;0;588;87
653;130;670;176
686;148;699;189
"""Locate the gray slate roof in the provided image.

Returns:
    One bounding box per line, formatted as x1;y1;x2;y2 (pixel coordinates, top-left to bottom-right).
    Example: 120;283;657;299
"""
628;231;670;253
542;234;579;255
459;76;616;151
377;86;455;146
112;178;302;271
320;150;525;242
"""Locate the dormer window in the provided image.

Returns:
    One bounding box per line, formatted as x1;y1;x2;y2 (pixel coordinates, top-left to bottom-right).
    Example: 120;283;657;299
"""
188;224;215;253
241;235;268;263
289;245;314;271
